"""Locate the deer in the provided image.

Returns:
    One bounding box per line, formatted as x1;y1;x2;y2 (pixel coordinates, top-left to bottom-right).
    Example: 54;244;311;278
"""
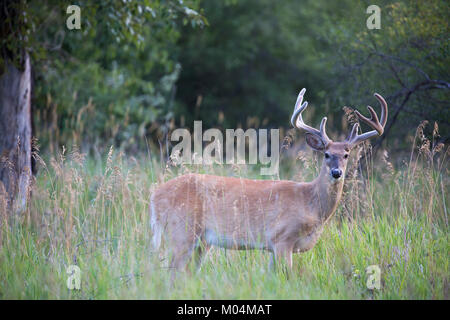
150;88;388;274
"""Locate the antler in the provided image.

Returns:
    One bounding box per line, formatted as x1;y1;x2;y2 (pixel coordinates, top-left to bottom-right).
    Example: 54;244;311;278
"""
291;88;332;146
346;93;388;146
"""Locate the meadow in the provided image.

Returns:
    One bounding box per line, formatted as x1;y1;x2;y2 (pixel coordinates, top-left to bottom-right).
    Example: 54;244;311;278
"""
0;122;448;299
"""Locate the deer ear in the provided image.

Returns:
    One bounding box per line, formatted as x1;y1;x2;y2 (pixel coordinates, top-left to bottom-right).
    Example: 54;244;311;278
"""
305;133;325;151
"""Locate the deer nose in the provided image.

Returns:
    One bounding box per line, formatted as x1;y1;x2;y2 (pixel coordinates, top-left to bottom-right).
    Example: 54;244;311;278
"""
331;168;342;179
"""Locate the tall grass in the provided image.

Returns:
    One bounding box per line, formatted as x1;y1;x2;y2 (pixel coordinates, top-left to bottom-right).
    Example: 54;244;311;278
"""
0;122;448;299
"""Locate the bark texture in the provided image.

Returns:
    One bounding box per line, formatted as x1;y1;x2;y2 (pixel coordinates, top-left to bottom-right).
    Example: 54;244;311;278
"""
0;53;32;213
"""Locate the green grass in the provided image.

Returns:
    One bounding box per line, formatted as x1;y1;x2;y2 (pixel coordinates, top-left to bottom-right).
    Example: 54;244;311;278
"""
0;136;448;299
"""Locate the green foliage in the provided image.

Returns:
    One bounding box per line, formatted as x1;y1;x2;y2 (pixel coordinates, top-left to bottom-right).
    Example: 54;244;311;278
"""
174;0;449;146
0;0;36;72
4;0;448;152
15;0;206;151
174;0;328;130
325;0;450;141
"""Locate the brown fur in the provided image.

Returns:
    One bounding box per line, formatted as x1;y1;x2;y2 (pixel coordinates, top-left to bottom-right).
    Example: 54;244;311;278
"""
151;144;349;272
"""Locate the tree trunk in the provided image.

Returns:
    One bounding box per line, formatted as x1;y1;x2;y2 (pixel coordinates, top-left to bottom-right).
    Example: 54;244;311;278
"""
0;53;32;214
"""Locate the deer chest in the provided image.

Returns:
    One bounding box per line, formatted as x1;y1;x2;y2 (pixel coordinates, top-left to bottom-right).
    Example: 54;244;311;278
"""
293;225;324;253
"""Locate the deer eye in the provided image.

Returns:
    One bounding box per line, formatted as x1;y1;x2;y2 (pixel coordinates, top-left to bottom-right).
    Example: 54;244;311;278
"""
325;153;330;159
344;154;349;159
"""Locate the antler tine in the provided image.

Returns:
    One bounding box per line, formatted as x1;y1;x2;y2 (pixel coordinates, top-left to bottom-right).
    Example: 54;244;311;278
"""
290;88;309;127
346;122;359;142
347;93;388;146
374;93;388;128
291;88;331;145
319;117;331;142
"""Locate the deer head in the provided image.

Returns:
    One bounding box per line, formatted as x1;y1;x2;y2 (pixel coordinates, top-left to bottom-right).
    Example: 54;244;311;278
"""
291;88;388;181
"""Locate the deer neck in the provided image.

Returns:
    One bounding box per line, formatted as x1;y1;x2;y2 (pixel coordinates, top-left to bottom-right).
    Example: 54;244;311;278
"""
312;162;345;223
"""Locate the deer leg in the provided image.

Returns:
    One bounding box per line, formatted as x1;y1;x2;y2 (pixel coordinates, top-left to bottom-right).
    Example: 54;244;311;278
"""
169;242;193;271
167;225;196;272
191;240;210;272
169;239;210;285
269;242;294;274
168;217;206;279
167;238;195;286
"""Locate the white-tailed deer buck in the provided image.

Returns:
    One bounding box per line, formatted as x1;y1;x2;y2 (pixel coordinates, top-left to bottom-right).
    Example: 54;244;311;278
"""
150;88;388;273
